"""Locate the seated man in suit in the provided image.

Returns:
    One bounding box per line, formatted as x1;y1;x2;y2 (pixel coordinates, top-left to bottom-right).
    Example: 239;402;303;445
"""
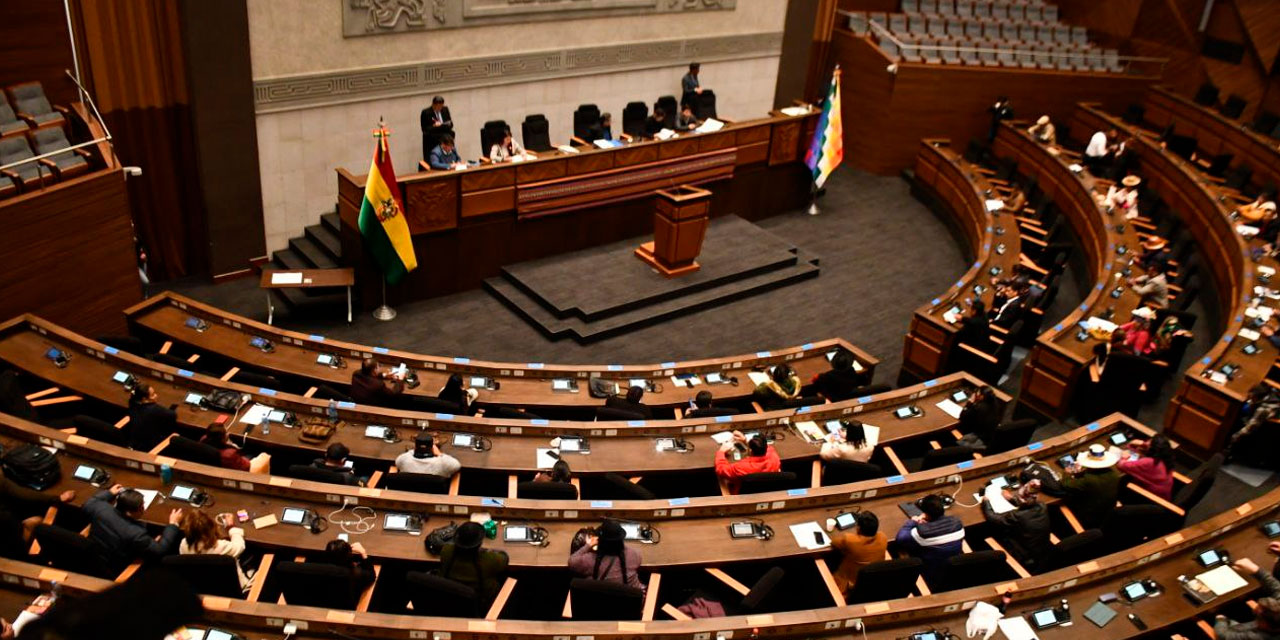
981;479;1051;572
714;432;780;494
686;390;736;418
809;350;864;401
84;484;183;574
988;283;1027;328
955;300;990;348
892;494;965;583
586;112;614;142
643;107;667;138
427;134;465;171
605;386;653;419
676;104;700;132
350;358;406;406
956;385;1000;448
310;443;362;486
421;95;453;160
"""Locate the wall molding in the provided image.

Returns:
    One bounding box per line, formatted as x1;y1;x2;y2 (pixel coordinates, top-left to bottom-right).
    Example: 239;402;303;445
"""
344;0;737;38
253;31;782;113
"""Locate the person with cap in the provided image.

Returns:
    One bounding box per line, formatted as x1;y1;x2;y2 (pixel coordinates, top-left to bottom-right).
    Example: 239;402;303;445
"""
84;484;184;574
1103;174;1141;218
421;95;453;160
1117;307;1158;355
1060;443;1123;528
820;419;874;463
395;432;461;478
1213;556;1280;639
438;373;479;415
981;479;1052;571
829;510;888;593
439;521;510;605
715;431;781;494
568;519;645;592
1118;434;1176;499
1128;261;1170;309
892;494;966;583
809;350;866;402
311;442;362;486
1134;235;1172;273
1027;115;1056;146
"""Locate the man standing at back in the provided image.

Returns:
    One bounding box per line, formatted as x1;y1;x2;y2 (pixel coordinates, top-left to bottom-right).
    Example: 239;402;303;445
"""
681;62;703;113
84;484;182;574
421;95;453;161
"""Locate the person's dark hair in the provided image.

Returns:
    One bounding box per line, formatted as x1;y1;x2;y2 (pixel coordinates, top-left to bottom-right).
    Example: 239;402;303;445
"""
681;103;694;114
971;299;986;315
747;434;768;457
432;96;445;105
324;539;357;567
918;494;946;520
653;106;665;119
326;442;350;463
694;390;713;409
1110;329;1128;345
972;385;991;402
625;386;644;404
548;460;572;483
1257;597;1280;629
689;62;700;71
593;519;631;584
1146;434;1175;471
128;384;153;405
443;373;464;393
842;419;867;449
856;510;879;536
1092;343;1108;359
116;489;145;516
361;358;377;375
831;350;853;372
414;432;434;458
200;424;228;448
440;134;455;146
771;363;794;385
600;112;612;123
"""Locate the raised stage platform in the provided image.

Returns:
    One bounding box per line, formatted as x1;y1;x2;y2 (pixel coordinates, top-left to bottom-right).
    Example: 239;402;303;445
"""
484;216;820;342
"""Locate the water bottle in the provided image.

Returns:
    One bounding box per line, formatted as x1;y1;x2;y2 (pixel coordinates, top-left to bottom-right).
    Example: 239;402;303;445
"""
261;411;270;435
327;399;338;425
159;464;173;485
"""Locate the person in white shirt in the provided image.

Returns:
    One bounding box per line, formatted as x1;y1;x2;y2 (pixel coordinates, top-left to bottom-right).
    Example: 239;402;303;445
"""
178;510;250;590
1103;174;1141;219
395;432;462;477
820;419;874;463
489;128;526;163
1085;127;1117;173
1027;115;1056;146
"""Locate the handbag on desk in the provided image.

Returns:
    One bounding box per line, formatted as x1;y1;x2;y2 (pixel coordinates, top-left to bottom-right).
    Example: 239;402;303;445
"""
298;419;340;444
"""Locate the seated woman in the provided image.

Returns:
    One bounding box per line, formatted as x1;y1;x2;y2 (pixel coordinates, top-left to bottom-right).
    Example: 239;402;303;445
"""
1101;175;1141;219
1117;307;1156;356
488;128;526;163
438;521;510;605
1117;434;1175;499
534;460;577;496
753;364;802;410
1152;313;1192;356
820;419;874;463
809;350;864;401
568;519;645;592
438;373;478;415
200;425;252;471
178;510;250;591
1027;115;1056;146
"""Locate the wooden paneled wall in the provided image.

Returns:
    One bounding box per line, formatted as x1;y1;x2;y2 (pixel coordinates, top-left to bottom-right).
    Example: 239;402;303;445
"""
0;1;79;105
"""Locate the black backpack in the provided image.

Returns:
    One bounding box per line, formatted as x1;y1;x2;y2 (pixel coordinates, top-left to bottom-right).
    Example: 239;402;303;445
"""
2;444;61;490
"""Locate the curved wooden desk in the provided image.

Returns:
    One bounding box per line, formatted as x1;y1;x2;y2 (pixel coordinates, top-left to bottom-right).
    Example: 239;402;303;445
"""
1145;85;1280;193
903;139;1026;380
0;316;1004;483
992;123;1144;417
1071;102;1280;455
126;292;879;414
1;411;1266;640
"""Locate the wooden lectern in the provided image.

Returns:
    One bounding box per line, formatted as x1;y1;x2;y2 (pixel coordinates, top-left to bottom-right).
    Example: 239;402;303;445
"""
635;185;711;277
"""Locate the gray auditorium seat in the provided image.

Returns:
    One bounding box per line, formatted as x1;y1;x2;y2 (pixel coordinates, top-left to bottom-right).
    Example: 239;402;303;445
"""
983;22;1001;40
30;126;88;180
928;16;946;36
947;19;964;38
921;0;938;13
8;82;64;128
848;12;868;35
1007;4;1024;21
964;19;981;39
1036;24;1054;43
1000;23;1019;42
1053;25;1070;45
902;0;920;11
921;41;943;63
889;14;908;34
990;3;1006;19
1071;26;1088;45
1018;24;1036;43
941;46;962;64
973;0;991;18
1042;5;1058;22
997;50;1017;67
937;0;955;15
869;12;888;29
901;39;923;62
955;0;973;16
0;134;44;189
980;47;1000;66
1025;5;1043;22
878;34;901;60
1017;51;1037;68
960;47;982;65
1104;49;1122;73
910;14;928;34
0;95;26;136
1034;51;1054;69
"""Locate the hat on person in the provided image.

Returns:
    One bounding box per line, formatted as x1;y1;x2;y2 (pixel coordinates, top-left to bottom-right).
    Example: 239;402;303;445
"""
1141;236;1166;250
1077;443;1120;469
1262;201;1277;212
454;522;485;550
1132;306;1156;320
1121;175;1142;188
598;519;626;542
1036;115;1050;125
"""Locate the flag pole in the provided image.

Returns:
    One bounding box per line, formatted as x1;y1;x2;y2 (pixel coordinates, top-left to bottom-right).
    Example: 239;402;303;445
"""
807;181;820;216
371;116;398;321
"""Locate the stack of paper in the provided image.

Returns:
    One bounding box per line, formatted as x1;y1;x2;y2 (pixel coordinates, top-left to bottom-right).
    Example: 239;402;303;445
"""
936;399;963;419
998;616;1040;640
1197;565;1249;596
789;521;830;550
270;272;303;285
710;431;736;445
1237;224;1261;237
556;145;580;154
240;403;273;425
1086;317;1119;334
1240;327;1262;341
137;489;160;511
986;199;1005;212
535;448;559;469
793;421;826;444
655;129;677;140
746;371;770;386
984;483;1016;514
780;106;810;117
1245;305;1274;321
695;118;724;133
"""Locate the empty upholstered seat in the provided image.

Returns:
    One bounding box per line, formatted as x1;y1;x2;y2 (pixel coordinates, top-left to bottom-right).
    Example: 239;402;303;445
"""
7;82;64;128
989;3;1006;19
621;101;648;138
1220;94;1247;119
927;16;946;36
947;19;964;38
878;34;902;60
1000;23;1019;42
868;12;887;29
1036;24;1054;43
1104;49;1123;72
1018;24;1036;42
521;114;553;152
997;50;1017;67
900;39;922;62
972;0;991;18
1042;4;1057;21
1017;51;1037;68
955;0;973;16
888;13;907;34
30;125;89;180
848;11;869;35
0;133;45;190
921;0;938;13
1071;26;1088;45
941;46;962;64
569;579;645;621
1025;5;1042;22
964;19;981;38
902;0;920;12
0;95;26;136
909;13;928;33
979;46;1000;66
959;46;982;65
982;21;1001;40
937;0;955;14
1053;24;1070;44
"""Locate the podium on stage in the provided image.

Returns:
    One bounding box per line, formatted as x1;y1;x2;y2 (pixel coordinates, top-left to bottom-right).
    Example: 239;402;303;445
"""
635;185;711;277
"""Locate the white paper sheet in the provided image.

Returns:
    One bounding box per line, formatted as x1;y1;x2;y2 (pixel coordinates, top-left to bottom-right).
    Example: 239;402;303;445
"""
1197;565;1249;596
270;272;303;285
12;610;41;635
935;399;963;419
862;424;881;448
788;521;830;550
535;448;559;469
670;374;702;388
239;403;272;425
1239;328;1262;341
136;489;159;511
555;145;580;154
984;484;1016;514
710;431;736;445
746;371;770;386
780;106;810;116
655;129;677;140
986;199;1005;212
695;118;724;133
998;616;1040;640
852;359;865;372
794;421;825;444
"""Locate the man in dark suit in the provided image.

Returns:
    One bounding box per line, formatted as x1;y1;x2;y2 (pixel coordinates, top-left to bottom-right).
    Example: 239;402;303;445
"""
421;95;453;161
84;485;183;573
586;112;614;142
989;284;1026;328
956;300;990;348
810;350;866;402
350;358;406;405
687;391;736;418
605;386;653;419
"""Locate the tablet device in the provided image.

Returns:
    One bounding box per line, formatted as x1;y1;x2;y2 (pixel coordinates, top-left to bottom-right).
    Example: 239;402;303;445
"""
729;522;760;539
184;317;207;331
1121;580;1149;602
656;438;677;452
73;465;100;483
316;354;335;366
629;379;648;390
504;525;533;542
1262;521;1280;538
204;630;238;640
170;485;197;503
184;392;204;406
909;632;941;640
899;501;924;519
559;437;583;452
989;266;1002;276
469;376;489;388
1244;342;1261;355
281;507;310;525
267;410;287;423
249;336;271;351
1057;454;1075;468
1109;431;1129;446
364;425;390;439
551;379;572;391
45;347;68;366
1083;602;1117;628
384;513;420;532
452;433;474;447
620;522;644;540
989;475;1010;489
834;512;858;530
1196;548;1228;568
112;371;132;385
894;406;921;419
1110;287;1123;298
706;372;725;384
1030;608;1062;630
951;390;969;403
1221;363;1240;377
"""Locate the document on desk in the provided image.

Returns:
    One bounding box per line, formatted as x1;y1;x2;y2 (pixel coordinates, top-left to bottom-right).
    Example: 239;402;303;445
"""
535;448;559;469
793;421;825;444
240;403;272;425
593;139;623;149
1197;565;1249;596
780;106;810;117
746;371;770;386
710;431;736;445
985;198;1005;212
789;521;830;550
935;399;963;419
984;483;1016;514
136;489;160;511
655;129;677;140
1239;327;1262;341
997;616;1039;640
556;145;579;154
270;272;303;285
695;118;724;133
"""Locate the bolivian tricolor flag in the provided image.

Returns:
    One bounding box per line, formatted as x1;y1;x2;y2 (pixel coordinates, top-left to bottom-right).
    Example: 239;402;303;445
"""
358;123;418;284
804;66;843;189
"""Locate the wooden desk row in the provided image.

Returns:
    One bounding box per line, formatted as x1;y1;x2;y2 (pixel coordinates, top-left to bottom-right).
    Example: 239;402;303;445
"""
4;411;1272;640
1145;85;1280;194
0;411;1143;569
1071;103;1280;455
993;123;1145;417
903;138;1027;380
0;315;997;479
125;292;879;412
